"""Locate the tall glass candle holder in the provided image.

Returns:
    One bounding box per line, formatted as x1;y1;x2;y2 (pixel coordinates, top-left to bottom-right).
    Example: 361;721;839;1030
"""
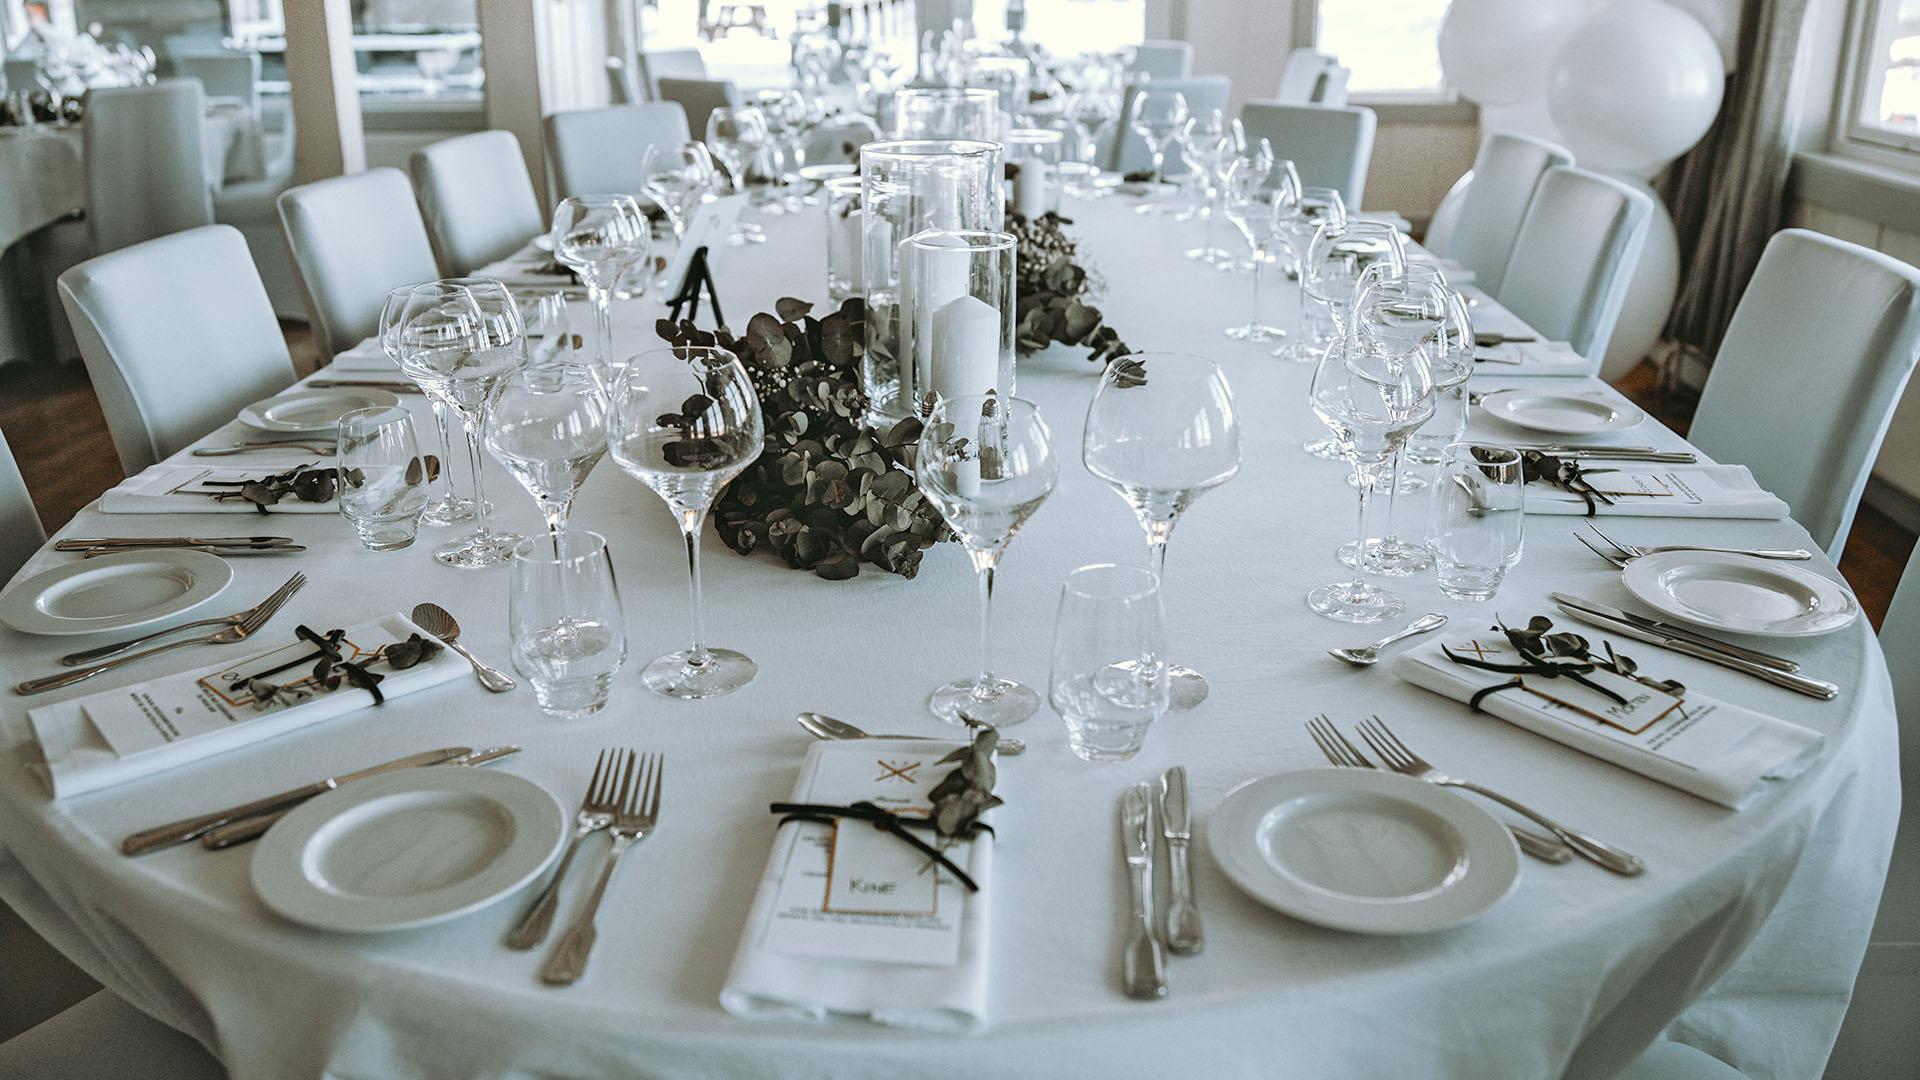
907;230;1016;409
1003;128;1064;220
824;176;864;301
861;138;1005;426
892;87;1001;139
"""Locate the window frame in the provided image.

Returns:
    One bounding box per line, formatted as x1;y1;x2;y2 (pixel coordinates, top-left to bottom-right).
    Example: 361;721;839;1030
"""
1299;0;1460;106
1838;0;1920;161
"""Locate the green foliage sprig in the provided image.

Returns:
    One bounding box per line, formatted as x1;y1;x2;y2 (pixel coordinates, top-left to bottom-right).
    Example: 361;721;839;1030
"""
1008;212;1133;365
929;727;1003;838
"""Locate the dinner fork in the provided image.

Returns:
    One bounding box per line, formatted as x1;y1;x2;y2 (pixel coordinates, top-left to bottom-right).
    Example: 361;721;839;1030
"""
507;750;620;949
542;751;662;985
1305;716;1571;863
17;578;304;695
1355;717;1645;876
61;573;308;666
1584;523;1812;563
1575;532;1630;569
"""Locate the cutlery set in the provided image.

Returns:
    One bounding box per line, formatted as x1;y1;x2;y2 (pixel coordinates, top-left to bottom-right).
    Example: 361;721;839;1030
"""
1552;592;1839;700
57;535;306;557
1119;766;1203;1000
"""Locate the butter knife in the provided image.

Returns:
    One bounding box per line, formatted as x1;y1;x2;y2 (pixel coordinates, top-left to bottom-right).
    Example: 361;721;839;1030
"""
1552;602;1839;700
198;745;522;849
1157;767;1204;955
1550;593;1798;671
1121;782;1168;1000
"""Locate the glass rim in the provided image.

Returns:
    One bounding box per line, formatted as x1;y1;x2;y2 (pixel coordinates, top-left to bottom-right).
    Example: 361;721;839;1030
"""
1003;127;1066;144
1444;441;1522;466
511;529;610;566
336;404;414;432
621;343;743;367
893;87;1000;103
903;228;1016;254
1061;562;1160;603
823;175;863;192
860;138;1002;160
924;392;1042;418
553;192;644;210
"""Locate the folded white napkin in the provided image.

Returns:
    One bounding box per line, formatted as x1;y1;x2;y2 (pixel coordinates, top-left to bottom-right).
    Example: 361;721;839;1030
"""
25;614;465;799
1525;464;1790;520
720;738;994;1032
101;464;337;514
328;338;397;372
1392;638;1823;809
1474;340;1592;377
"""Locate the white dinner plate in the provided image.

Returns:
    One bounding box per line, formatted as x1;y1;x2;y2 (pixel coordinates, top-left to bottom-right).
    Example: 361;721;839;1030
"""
252;768;565;933
238;387;402;435
0;549;233;636
1477;389;1646;436
1621;551;1860;638
1208;769;1519;935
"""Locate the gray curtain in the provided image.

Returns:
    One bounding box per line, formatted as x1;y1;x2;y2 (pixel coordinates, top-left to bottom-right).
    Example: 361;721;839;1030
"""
1657;0;1813;361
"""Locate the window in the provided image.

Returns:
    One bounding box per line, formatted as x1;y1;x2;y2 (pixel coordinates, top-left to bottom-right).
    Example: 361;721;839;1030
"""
1311;0;1450;99
1847;0;1920;153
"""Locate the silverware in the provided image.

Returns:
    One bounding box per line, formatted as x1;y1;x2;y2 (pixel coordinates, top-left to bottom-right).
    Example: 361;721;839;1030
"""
1550;592;1799;672
1552;600;1839;701
1157;767;1203;955
121;746;470;855
1120;782;1168;1000
81;544;306;558
19;575;305;694
306;380;423;394
1356;717;1646;876
1305;716;1572;863
1474;331;1537;346
508;749;620;949
56;536;297;551
795;711;1026;755
1329;611;1448;666
542;750;662;985
199;746;521;849
410;602;515;693
193;442;337;456
1511;444;1697;463
61;573;307;666
1583;523;1811;563
1575;533;1633;569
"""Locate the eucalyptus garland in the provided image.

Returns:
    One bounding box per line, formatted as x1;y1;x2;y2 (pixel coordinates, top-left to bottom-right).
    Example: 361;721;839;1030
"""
1007;211;1133;365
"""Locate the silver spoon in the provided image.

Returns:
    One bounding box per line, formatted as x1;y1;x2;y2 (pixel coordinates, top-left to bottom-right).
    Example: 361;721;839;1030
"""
411;602;516;693
796;711;1025;756
1329;612;1449;667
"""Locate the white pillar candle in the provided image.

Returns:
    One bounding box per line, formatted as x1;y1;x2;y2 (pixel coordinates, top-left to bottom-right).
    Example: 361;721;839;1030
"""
1011;164;1047;220
905;232;974;409
931;294;1002;402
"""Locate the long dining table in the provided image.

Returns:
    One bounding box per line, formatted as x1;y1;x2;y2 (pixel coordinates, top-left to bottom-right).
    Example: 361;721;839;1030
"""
0;192;1899;1079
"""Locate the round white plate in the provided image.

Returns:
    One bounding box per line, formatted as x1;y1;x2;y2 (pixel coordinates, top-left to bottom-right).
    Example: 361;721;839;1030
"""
238;387;402;435
252;768;565;933
797;163;857;182
0;550;233;636
1208;769;1519;935
1621;551;1860;638
1477;389;1646;436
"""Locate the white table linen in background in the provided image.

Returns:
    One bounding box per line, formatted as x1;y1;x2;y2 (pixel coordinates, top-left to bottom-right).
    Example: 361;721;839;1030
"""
0;197;1897;1080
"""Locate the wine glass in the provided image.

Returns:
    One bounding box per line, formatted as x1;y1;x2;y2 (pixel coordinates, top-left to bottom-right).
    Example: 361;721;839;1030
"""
1049;564;1170;762
1180;110;1236;262
915;394;1059;727
1127;88;1188;212
1273;186;1347;363
644;142;720;241
380;285;476;527
1301;219;1406;460
1082;353;1239;710
608;346;765;699
1063;91;1113;197
1222;159;1299;342
1407;286;1477;466
706;106;771;244
549;195;650;382
522;293;574;368
486;363;610;544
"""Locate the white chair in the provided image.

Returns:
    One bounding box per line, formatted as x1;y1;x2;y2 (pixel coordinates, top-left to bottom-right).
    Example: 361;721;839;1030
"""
1127;39;1193;80
606;56;641;105
1236;101;1377;208
1423;169;1473;253
410;130;544;277
82;81;213;255
1687;229;1920;560
1110;75;1232;175
277;167;442;360
1276;48;1343;104
58;225;295;473
1441;132;1574;295
0;425;43;585
638;47;708;99
543;103;692;201
1614;1040;1748;1079
658;76;741;150
173;50;260;113
1495;166;1651;372
803;114;881;166
0;990;225;1079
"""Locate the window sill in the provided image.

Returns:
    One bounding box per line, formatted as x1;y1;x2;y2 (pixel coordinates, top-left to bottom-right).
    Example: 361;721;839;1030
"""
1348;97;1478;126
1789;151;1920;235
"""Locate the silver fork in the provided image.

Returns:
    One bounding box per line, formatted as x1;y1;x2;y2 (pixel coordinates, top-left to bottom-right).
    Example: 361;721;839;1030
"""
1575;532;1630;569
541;751;662;985
17;577;306;695
507;750;619;949
62;573;308;666
1356;717;1645;876
1305;716;1571;864
1584;523;1812;562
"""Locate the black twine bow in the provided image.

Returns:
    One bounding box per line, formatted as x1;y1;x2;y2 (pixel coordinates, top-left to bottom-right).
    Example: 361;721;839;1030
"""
771;800;992;893
226;624;386;704
1519;451;1615;517
1442;616;1684;712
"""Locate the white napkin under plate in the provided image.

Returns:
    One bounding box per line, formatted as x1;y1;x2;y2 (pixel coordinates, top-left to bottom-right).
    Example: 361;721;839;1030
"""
1393;638;1823;809
328;338;397;372
25;613;464;799
101;464;337;514
1525;464;1790;520
1473;340;1592;377
720;738;995;1032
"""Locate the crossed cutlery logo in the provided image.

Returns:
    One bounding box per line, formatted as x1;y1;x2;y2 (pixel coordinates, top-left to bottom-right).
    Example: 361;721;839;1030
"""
874;759;921;784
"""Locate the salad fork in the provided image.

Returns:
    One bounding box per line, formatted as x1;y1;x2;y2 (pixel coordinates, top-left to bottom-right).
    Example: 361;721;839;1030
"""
1584;523;1812;562
17;578;303;695
542;751;663;985
507;750;619;949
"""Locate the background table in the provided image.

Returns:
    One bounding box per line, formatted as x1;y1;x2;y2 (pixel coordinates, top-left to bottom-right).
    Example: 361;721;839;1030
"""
0;196;1898;1079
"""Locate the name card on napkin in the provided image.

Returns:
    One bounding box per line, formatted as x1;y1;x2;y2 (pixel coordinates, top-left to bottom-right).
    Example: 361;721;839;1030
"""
1525;465;1789;520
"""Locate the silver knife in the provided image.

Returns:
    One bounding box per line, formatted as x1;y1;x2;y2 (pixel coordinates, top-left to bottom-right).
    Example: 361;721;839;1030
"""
1157;767;1204;955
1553;603;1838;700
121;746;473;855
1120;782;1168;1000
198;745;522;849
56;536;297;550
307;380;423;393
82;544;307;558
1550;593;1798;671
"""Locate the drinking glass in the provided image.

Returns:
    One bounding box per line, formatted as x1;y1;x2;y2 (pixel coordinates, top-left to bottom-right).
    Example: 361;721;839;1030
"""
1180;109;1236;262
380;285;475;526
1049;564;1170;762
1407;288;1476;465
915;394;1059;726
486;364;609;543
1063;91;1114;196
892;87;1000;140
335;406;430;551
1127;88;1189;211
707;106;772;244
510;530;626;718
1273;187;1347;363
1425;443;1525;601
608;346;765;699
549;195;651;380
1301;218;1406;460
1083;353;1239;710
1222;159;1298;341
824;176;864;300
644;142;720;241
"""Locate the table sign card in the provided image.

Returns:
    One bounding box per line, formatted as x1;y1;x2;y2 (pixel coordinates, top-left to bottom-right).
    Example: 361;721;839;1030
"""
659;193;746;292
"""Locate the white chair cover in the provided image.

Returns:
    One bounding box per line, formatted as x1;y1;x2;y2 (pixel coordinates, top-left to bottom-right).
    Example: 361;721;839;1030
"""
1235;101;1377;208
543;103;692;202
638;47;708;99
1495;166;1650;372
1689;229;1920;560
277;167;441;359
410;130;544;277
0;991;224;1079
1275;48;1337;102
1110;76;1232;175
173;51;260;113
1447;132;1574;295
58;225;294;473
0;425;43;585
1315;67;1351;107
1128;39;1193;80
658;77;742;151
82;81;213;255
803;114;881;166
1423;169;1474;254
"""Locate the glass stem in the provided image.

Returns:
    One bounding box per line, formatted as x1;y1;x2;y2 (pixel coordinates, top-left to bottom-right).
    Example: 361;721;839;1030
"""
429;399;458;501
1201;190;1215;252
1383;450;1403;549
1149;149;1163;185
593;291;613;376
681;509;709;664
969;547;999;694
1350;459;1383;592
1251;249;1265;330
1294;264;1308;344
1146;518;1173;582
463;420;493;536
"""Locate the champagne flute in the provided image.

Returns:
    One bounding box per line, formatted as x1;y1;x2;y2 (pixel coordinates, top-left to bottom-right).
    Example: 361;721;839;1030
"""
486;363;610;544
380;285;476;526
1127;87;1188;212
916;394;1059;727
608;346;765;699
1222;160;1299;342
549;195;650;381
1083;353;1239;710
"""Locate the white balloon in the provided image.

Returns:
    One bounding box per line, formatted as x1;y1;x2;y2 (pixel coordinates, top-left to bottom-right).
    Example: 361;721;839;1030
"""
1599;181;1680;382
1547;0;1726;177
1438;0;1591;106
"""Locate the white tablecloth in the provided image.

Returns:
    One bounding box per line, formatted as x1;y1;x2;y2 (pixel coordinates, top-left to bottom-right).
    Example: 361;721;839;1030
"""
0;196;1897;1080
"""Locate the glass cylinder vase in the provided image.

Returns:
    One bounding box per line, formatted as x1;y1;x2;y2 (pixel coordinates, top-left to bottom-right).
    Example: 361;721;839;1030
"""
824;175;864;301
1002;128;1065;220
892;87;1001;139
906;230;1016;408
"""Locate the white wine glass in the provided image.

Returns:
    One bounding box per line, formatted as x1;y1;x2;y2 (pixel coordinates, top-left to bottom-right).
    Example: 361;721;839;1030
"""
380;284;475;527
550;195;651;381
1222;160;1299;342
1273;186;1347;363
1127;87;1188;212
486;363;610;545
1301;217;1405;459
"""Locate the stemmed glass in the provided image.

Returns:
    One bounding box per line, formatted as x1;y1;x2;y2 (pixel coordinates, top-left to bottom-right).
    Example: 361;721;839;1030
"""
1272;186;1347;362
1083;353;1239;710
916;394;1059;727
380;286;476;527
1127;88;1189;212
751;90;805;213
486;363;610;545
1222;159;1299;342
1407;287;1477;466
1064;92;1113;197
608;346;765;699
550;195;650;382
644;142;720;241
1301;219;1406;459
1181;110;1236;261
706;106;771;244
